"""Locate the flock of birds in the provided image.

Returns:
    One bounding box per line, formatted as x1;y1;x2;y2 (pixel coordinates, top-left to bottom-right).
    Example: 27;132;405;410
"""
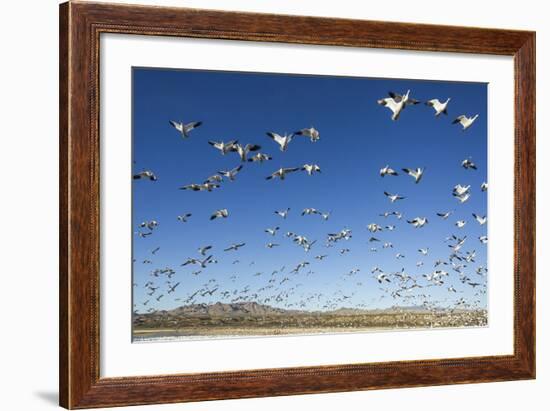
132;88;487;327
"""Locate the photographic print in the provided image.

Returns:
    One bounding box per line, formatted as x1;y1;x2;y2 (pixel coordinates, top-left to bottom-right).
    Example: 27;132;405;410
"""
131;67;488;342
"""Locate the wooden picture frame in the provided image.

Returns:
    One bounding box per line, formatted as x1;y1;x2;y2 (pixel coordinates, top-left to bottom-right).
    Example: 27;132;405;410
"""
59;1;535;408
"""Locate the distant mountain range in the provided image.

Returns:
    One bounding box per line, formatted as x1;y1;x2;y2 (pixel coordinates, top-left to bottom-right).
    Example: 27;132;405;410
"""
134;302;456;318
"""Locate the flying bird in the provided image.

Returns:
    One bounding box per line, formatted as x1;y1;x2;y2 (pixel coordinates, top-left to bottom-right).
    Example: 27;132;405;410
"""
181;255;214;268
407;217;428;228
248;152;272;163
218;165;243;181
204;174;223;183
274;208;290;219
455;220;467;228
472;213;487;225
210;209;229;220
266;132;294;151
384;191;406;203
208;140;238;155
294;127;320;142
402;167;425;183
180;182;219;192
301;164;321;176
377;90;420;121
169;120;202;138
266;167;300;180
140;220;158;230
167;282;180;294
198;245;212;256
367;223;383;233
380;165;398;177
320;211;331;221
176;213;192;222
229;143;262;162
461;158;477;170
425;98;451;116
133;170;157;181
452;114;479;130
302;208;320;216
264;227;280;236
436;211;453;219
224;243;246;252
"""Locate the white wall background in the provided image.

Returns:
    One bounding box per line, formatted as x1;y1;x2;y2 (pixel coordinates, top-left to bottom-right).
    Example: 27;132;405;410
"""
0;1;546;410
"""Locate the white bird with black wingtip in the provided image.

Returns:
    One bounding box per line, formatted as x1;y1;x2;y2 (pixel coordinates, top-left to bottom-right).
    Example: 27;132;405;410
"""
452;114;479;131
425;98;450;116
169;119;202;138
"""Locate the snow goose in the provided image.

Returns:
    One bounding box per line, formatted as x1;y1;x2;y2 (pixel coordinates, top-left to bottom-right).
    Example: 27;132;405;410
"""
377;90;420;121
376;273;391;283
320;211;331;221
452;114;479;130
315;254;328;260
380;165;399;177
407;217;428;228
169;120;202;138
210;209;229;220
205;174;223;184
275;208;290;219
472;213;487;225
266;132;294;151
303;240;317;253
180;182;220;192
167;282;180;294
208;140;238;155
479;235;488;244
264;227;280;236
293;235;310;246
481;182;488;192
452;184;471;202
384;191;406;203
461;158;477;170
367;223;383;233
266;167;300;180
301;163;321;175
248;152;272;163
302;208;320;216
140;220;158;230
425;98;450;116
198;245;212;256
402;167;425;183
294;127;320;142
229;143;262;162
456;192;471;203
266;243;279;248
418;248;429;256
436;211;453;219
223;243;246;252
218;165;243;181
133;170;157;181
455;220;467;228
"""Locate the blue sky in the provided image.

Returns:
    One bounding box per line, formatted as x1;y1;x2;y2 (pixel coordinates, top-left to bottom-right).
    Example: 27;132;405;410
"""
132;67;487;313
